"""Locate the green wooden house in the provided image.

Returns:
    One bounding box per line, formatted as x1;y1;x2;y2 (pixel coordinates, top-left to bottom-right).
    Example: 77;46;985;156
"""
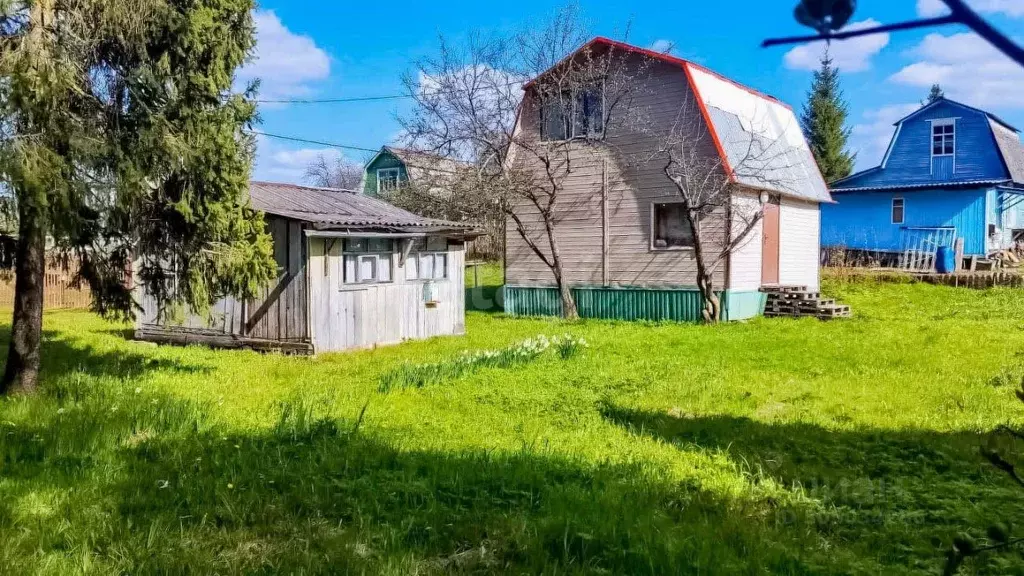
362;146;467;197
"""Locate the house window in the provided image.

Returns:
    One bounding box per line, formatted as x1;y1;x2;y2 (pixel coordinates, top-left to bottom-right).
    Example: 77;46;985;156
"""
651;202;694;249
405;252;448;281
343;238;393;284
932;121;955;156
892;198;905;225
377;168;401;194
539;83;604;142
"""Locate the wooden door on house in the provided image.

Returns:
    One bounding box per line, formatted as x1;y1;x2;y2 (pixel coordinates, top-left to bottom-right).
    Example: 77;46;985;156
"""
761;198;781;285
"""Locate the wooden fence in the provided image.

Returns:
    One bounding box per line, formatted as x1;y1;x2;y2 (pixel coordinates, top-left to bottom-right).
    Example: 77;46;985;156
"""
0;268;91;310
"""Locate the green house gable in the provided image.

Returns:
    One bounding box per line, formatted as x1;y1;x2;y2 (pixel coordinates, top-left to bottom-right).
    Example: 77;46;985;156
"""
363;148;409;197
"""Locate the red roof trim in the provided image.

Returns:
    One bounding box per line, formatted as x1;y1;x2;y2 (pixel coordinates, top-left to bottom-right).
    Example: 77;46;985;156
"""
523;37;790;110
682;63;734;183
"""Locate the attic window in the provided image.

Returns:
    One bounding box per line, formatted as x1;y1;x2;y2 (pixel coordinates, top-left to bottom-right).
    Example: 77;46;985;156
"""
932;121;955;157
377;168;401;194
539;83;604;142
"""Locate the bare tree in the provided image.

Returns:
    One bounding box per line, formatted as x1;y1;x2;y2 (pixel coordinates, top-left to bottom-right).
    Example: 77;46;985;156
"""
652;98;800;322
304;154;364;190
400;5;649;319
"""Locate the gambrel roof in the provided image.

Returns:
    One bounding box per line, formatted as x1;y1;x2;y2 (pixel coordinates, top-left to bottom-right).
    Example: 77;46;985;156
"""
832;97;1024;193
523;37;832;204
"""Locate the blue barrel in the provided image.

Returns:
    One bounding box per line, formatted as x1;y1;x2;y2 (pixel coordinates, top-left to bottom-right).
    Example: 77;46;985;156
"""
936;246;956;273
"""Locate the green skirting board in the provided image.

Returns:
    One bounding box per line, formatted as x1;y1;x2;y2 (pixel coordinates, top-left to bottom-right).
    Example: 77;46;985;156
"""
503;285;766;322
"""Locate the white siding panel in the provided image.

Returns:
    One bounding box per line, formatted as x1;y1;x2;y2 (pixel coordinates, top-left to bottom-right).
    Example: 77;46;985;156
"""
728;191;763;291
778;198;821;291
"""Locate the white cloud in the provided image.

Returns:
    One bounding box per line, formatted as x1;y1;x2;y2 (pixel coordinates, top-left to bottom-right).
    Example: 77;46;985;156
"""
236;10;331;101
253;136;344;184
889;32;1024;109
917;0;1024;17
783;19;890;73
650;39;674;54
849;103;921;169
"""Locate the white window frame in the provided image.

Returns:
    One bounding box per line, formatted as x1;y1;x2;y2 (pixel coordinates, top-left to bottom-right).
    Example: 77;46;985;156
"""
650;200;695;251
930;119;956;158
376;168;401;195
343;238;394;285
406;251;448;281
891;197;906;225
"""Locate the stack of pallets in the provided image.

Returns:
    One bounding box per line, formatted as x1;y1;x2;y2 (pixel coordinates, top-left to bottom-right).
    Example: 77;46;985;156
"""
761;285;851;320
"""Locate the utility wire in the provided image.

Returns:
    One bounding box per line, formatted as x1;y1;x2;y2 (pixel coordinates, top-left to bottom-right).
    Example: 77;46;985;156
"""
254;79;524;105
248;130;380;154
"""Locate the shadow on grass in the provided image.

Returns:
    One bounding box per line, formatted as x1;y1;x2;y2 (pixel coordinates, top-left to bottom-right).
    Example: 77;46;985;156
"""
601;404;1024;575
0;393;839;574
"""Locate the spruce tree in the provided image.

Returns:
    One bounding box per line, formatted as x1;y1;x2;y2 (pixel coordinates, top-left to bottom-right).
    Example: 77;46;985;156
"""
0;0;276;393
800;51;856;183
927;84;945;103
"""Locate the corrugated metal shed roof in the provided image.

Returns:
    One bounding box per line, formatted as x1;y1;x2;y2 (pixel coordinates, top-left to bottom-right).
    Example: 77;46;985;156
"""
249;181;478;232
989;119;1024;185
831;179;1010;193
687;66;831;204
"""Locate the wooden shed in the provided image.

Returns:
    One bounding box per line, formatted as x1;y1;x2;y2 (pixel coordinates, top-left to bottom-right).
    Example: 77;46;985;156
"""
135;181;480;354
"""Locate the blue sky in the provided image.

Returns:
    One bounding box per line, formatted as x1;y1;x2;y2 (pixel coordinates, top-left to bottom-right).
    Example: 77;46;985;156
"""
245;0;1024;183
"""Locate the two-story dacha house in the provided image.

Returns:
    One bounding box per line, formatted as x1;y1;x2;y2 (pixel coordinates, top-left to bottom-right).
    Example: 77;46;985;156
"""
822;98;1024;261
504;37;831;322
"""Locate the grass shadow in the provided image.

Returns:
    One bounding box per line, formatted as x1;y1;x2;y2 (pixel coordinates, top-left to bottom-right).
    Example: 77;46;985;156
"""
601;403;1024;574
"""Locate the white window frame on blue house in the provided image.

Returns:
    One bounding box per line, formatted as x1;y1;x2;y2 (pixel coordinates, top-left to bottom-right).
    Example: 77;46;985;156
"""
377;167;401;194
892;197;905;225
930;120;955;156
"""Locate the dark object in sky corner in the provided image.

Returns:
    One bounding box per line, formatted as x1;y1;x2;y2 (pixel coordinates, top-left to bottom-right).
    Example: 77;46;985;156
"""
794;0;856;34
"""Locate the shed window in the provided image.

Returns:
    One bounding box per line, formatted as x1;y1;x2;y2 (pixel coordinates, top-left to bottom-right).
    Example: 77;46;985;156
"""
539;83;604;142
652;202;694;249
932;121;955;156
406;252;447;280
377;168;401;194
892;198;905;225
343;238;394;284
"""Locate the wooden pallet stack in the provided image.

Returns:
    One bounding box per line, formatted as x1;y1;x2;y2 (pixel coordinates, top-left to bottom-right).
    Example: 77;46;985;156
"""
761;285;851;320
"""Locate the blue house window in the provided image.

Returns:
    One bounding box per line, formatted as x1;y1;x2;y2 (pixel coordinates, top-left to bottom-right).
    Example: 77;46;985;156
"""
892;198;905;225
932;121;955;156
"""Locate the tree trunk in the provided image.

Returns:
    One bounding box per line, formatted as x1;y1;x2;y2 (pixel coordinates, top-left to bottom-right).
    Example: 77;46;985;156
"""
543;214;578;320
1;202;46;395
689;219;720;324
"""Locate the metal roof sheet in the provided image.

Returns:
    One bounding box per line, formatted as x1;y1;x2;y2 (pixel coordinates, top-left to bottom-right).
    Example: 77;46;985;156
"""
989;119;1024;185
249;181;477;232
831;179;1010;193
688;66;831;204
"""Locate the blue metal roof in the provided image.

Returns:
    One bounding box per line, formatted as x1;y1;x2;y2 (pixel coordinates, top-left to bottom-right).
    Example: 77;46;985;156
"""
831;179;1010;193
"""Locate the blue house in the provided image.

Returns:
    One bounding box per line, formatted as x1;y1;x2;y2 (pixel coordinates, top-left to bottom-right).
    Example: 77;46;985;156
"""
822;98;1024;260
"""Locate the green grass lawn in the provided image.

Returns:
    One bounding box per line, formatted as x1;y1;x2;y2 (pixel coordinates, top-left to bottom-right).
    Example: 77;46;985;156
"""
1;277;1023;574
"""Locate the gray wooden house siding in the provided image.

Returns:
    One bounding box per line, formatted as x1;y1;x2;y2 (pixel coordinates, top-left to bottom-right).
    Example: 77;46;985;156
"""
506;57;728;290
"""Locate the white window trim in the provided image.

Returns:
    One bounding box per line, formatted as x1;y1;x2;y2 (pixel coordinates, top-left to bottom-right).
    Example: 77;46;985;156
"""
406;251;449;281
376;167;401;194
891;197;906;225
649;200;695;252
929;118;956;158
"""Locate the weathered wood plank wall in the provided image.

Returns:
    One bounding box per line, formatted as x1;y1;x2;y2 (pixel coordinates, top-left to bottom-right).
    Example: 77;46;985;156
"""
136;216;310;348
308;238;465;352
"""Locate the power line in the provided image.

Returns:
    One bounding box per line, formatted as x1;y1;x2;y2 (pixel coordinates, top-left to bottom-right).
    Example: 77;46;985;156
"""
256;94;409;105
254;79;524;105
249;130;380;154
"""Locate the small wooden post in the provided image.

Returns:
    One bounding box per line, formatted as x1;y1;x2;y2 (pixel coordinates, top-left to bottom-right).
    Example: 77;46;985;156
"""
473;264;479;288
954;237;964;272
601;159;609;286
